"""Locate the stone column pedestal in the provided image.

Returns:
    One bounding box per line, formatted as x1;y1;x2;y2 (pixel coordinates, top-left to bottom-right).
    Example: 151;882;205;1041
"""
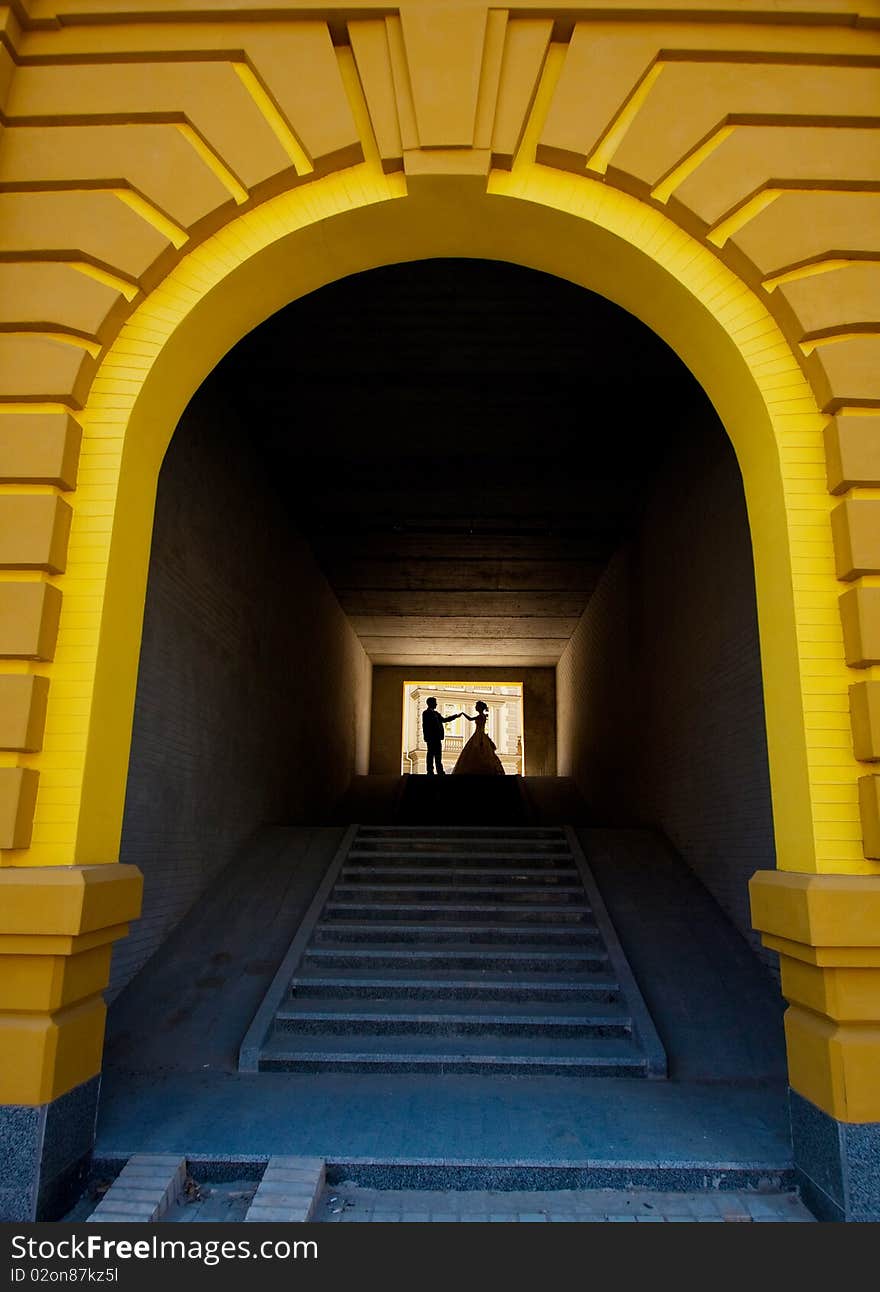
1;1076;101;1222
750;870;880;1221
0;864;142;1220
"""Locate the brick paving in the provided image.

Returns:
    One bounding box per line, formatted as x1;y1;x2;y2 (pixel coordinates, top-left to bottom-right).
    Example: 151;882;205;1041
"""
316;1182;815;1223
68;1177;816;1224
243;1156;325;1223
86;1154;186;1224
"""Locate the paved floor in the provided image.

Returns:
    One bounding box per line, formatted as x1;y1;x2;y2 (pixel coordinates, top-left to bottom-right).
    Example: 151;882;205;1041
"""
317;1182;815;1223
65;1177;815;1224
94;1069;793;1173
165;1180;258;1223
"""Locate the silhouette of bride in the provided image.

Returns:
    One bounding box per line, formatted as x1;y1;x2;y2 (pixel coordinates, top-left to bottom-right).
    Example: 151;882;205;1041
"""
451;700;505;776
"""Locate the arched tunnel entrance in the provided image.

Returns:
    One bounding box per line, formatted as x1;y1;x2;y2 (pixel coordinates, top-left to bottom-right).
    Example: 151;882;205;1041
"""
99;259;789;1175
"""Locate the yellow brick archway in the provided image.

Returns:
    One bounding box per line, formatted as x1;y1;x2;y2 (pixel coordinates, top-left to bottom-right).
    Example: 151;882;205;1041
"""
67;155;880;1131
5;132;879;1127
1;5;879;1218
74;166;826;880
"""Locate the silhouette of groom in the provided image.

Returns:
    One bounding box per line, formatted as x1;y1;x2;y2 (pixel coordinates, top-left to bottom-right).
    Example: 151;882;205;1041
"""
421;697;462;776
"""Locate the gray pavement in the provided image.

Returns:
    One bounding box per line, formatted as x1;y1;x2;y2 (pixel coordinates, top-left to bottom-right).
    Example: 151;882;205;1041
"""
165;1180;258;1223
93;1069;793;1172
67;1176;816;1223
317;1182;815;1223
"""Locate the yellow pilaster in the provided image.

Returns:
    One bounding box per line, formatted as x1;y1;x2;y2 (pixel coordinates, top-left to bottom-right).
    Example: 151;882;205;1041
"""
0;865;142;1105
751;870;880;1122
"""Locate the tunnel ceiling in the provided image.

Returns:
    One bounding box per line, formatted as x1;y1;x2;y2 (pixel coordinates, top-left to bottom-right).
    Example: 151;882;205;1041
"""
210;259;714;667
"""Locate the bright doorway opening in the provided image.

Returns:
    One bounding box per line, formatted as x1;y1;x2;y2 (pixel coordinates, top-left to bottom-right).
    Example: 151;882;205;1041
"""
401;681;524;775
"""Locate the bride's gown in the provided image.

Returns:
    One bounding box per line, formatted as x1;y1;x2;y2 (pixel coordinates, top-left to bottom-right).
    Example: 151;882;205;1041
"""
452;713;505;776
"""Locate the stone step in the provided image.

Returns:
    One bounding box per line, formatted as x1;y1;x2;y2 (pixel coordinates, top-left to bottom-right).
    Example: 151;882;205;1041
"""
357;827;564;839
242;825;666;1083
323;901;593;923
313;921;602;946
289;971;622;1003
341;865;578;882
332;882;588;903
259;1031;647;1077
346;847;573;857
303;944;609;972
274;998;632;1039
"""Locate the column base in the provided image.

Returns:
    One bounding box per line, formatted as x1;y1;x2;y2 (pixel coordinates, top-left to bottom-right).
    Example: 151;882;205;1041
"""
791;1088;880;1222
0;1075;99;1221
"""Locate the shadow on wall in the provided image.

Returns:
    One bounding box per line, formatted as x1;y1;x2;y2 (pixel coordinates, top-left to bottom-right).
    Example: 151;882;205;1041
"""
112;376;372;995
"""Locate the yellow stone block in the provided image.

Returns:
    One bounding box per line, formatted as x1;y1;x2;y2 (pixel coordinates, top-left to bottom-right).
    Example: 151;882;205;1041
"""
0;995;106;1105
0;767;39;849
825;415;880;495
0;864;143;936
0;924;129;958
785;1005;880;1122
0;674;50;752
0;495;72;573
806;335;880;414
0;943;112;1013
839;586;880;668
0;414;82;489
749;870;880;946
762;934;880;969
850;681;880;762
858;775;880;859
781;957;880;1023
0;582;63;660
831;499;880;581
399;5;488;148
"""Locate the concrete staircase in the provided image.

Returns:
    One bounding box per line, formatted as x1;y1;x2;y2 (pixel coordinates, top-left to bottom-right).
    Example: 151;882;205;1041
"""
241;824;666;1078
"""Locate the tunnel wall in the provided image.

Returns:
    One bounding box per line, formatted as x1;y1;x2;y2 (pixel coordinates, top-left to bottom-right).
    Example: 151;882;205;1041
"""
370;666;556;776
110;381;372;994
557;417;776;965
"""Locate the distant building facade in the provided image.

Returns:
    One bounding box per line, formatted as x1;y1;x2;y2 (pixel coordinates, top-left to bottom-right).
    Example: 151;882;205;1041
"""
402;683;523;775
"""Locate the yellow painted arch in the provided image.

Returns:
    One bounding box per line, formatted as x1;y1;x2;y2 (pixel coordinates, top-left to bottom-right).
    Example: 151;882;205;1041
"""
58;147;861;883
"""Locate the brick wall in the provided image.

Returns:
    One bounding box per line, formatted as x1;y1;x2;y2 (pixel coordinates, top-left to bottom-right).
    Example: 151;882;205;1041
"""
556;549;637;823
110;379;372;994
557;414;777;965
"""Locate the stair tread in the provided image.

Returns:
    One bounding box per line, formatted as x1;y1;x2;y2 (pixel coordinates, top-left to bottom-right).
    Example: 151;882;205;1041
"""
352;839;570;846
262;1031;643;1060
325;903;592;914
332;884;587;895
278;998;630;1023
316;920;599;934
357;828;565;836
292;970;620;988
307;944;606;959
349;851;572;861
342;867;577;878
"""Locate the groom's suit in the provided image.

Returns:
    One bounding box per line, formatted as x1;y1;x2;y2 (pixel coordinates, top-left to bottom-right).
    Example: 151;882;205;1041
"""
422;706;454;775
